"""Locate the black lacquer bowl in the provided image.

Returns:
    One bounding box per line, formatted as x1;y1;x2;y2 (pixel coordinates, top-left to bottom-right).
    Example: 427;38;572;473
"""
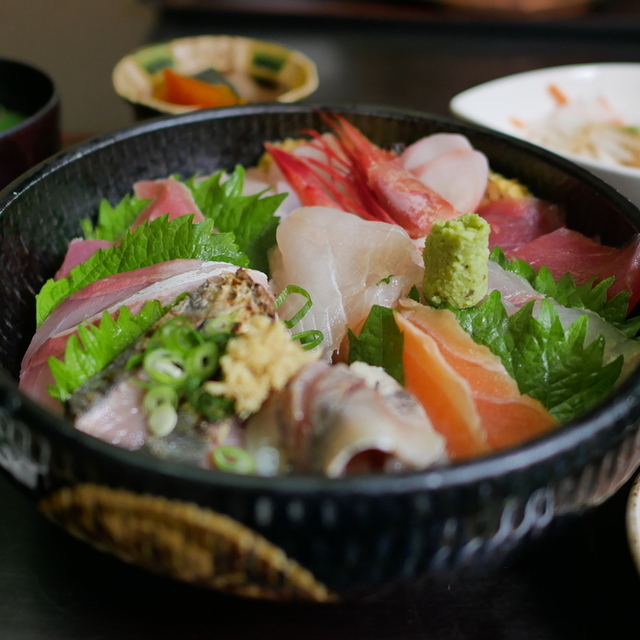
1;104;640;601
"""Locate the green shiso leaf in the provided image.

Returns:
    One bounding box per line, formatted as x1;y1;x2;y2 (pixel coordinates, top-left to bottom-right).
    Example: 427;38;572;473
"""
81;195;150;242
347;305;404;385
454;292;623;423
47;300;167;402
184;165;286;274
36;214;246;327
490;247;640;338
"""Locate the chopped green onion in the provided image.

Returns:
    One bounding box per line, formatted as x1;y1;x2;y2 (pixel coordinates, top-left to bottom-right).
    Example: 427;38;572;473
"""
189;387;234;421
274;284;313;329
291;329;324;350
143;385;179;414
211;445;255;474
126;353;144;371
156;317;202;353
203;314;237;337
143;349;187;385
186;342;219;380
148;404;178;437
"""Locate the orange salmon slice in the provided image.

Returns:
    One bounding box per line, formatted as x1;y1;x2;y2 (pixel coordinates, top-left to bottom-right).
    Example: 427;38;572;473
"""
396;300;557;457
395;313;488;461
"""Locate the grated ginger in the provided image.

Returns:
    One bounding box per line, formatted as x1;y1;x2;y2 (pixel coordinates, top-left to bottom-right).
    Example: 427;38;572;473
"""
205;315;319;416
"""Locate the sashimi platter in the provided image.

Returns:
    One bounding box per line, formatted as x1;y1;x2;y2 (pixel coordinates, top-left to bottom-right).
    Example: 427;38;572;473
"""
4;105;640;597
12;108;640;479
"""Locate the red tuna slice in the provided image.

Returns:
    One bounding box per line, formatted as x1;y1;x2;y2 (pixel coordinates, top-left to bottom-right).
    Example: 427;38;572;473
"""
54;238;115;280
130;177;205;231
476;197;565;251
508;227;640;311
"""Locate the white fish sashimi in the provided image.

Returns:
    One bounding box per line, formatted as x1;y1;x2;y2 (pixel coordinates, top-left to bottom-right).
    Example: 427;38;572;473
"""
487;260;640;378
400;133;473;171
270;206;423;357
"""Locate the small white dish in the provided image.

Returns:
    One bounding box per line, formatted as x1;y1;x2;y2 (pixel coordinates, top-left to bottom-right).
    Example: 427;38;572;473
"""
450;63;640;209
627;471;640;575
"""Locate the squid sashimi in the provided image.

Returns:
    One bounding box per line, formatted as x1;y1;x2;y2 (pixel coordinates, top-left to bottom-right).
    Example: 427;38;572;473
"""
245;360;446;477
477;197;565;251
270;206;423;357
396;300;557;457
509;227;640;310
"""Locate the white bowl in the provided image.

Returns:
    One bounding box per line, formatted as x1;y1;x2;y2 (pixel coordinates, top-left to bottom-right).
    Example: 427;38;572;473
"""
450;63;640;209
626;472;640;576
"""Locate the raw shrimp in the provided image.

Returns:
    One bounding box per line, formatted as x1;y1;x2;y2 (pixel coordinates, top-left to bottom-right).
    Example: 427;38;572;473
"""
265;112;460;238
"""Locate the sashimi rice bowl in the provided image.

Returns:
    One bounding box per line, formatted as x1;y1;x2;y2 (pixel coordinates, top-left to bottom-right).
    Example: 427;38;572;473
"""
2;105;640;597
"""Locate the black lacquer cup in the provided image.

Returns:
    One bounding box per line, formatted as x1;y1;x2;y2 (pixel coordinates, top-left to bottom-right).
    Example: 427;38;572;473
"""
0;58;60;191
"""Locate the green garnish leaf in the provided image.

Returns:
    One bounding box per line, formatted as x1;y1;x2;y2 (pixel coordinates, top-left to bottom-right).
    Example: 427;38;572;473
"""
47;300;167;402
81;195;150;241
348;305;404;385
185;166;286;273
454;292;623;423
36;214;247;327
376;275;394;286
407;285;421;303
490;247;640;337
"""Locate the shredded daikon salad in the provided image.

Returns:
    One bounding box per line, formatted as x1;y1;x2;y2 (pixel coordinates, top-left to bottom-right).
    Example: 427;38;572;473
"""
515;85;640;169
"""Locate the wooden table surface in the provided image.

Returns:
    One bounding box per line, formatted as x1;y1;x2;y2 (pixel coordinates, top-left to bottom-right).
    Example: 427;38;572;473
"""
2;3;640;638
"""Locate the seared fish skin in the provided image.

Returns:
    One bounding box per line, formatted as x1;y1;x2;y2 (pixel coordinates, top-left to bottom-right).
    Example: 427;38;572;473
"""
66;269;275;460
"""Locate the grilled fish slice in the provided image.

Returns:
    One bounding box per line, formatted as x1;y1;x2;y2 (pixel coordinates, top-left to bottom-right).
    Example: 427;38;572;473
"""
67;269;275;458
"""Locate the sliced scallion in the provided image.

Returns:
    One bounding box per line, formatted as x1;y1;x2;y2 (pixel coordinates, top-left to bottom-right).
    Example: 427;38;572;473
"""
186;342;219;380
274;284;313;329
190;387;234;422
291;329;324;350
143;348;187;385
143;385;179;414
203;314;237;337
211;445;255;474
148;404;178;437
157;317;202;353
